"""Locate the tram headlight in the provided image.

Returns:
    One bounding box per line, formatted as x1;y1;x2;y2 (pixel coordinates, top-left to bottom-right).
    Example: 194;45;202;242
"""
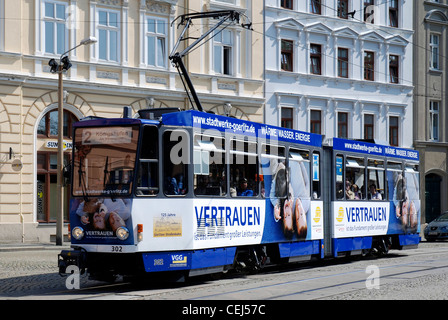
72;226;84;240
116;227;129;241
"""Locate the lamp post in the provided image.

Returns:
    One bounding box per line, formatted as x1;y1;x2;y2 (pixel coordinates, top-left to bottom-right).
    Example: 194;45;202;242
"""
49;37;97;246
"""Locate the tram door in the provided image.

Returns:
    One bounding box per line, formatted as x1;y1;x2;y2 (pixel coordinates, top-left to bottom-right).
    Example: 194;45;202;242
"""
322;146;333;257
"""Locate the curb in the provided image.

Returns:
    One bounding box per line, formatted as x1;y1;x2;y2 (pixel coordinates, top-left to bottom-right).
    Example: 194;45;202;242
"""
0;244;71;252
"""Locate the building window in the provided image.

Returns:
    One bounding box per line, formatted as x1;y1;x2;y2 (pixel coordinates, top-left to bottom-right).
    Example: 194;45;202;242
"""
338;112;348;138
389;0;399;27
37;109;77;139
364;114;374;140
310;44;322;75
214;0;237;4
389;116;399;146
281;39;293;72
429;101;439;141
364;51;375;81
214;29;233;75
310;110;321;134
281;107;293;129
98;9;120;62
389;55;399;83
430;34;440;70
338;48;348;78
338;0;349;19
281;0;293;9
43;1;67;55
364;0;375;23
310;0;321;14
146;17;167;68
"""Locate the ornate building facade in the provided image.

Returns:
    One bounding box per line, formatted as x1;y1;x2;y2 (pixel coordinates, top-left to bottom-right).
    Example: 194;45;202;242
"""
264;0;414;148
0;0;263;242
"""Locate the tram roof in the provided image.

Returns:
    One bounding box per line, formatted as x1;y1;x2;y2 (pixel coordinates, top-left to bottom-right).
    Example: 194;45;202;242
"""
327;137;419;162
161;110;322;148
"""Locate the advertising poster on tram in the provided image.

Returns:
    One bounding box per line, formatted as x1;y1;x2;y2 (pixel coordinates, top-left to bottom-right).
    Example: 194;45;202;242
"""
332;138;420;239
69;198;134;245
260;154;324;243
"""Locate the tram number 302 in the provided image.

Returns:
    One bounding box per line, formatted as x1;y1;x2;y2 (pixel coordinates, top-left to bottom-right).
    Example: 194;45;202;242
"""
111;246;123;252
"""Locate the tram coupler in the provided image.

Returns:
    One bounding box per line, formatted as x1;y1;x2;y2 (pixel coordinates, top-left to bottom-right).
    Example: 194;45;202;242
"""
58;248;87;276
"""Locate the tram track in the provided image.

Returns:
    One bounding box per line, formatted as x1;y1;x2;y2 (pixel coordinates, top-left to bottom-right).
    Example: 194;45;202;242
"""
130;244;448;300
5;242;447;300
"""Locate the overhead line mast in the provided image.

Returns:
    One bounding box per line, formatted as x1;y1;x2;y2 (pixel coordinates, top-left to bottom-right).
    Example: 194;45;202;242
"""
169;10;253;112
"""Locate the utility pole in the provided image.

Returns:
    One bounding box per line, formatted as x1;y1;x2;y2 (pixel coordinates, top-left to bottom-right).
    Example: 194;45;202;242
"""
49;37;97;245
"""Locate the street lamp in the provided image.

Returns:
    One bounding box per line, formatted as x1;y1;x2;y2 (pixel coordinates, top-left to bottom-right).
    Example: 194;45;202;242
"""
48;36;97;246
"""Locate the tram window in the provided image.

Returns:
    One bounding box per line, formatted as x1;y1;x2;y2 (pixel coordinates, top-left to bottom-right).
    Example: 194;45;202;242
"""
405;164;420;202
230;139;258;197
367;159;385;200
261;144;286;200
386;161;403;204
386;161;403;202
163;130;188;196
289;148;311;202
345;157;365;200
136;126;159;196
261;144;285;159
193;134;226;196
312;151;321;199
335;155;344;200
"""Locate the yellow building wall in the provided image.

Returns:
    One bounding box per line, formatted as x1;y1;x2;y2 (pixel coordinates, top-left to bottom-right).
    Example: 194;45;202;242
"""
0;0;264;242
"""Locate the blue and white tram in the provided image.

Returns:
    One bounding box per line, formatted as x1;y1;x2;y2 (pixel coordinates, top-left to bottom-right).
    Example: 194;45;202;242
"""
58;108;420;280
323;138;420;258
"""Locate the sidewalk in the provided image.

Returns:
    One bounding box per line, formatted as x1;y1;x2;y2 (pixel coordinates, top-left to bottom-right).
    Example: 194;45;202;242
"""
0;241;70;252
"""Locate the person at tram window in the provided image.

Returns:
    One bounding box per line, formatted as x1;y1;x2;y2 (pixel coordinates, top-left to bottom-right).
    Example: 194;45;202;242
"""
369;184;382;200
352;184;361;200
237;178;253;196
345;180;355;199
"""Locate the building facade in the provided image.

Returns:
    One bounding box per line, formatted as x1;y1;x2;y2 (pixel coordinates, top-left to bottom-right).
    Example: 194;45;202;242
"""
265;0;414;148
0;0;264;242
413;0;448;223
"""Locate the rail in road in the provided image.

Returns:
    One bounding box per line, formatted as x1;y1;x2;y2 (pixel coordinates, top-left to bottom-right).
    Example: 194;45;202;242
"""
1;242;448;300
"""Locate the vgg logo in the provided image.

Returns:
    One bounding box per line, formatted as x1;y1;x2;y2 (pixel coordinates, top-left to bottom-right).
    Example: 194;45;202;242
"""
171;254;187;263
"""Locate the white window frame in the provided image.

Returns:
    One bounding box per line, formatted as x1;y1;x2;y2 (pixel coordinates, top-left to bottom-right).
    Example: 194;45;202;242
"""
429;101;440;141
41;0;68;55
212;0;239;6
145;16;168;69
213;28;235;76
430;34;440;70
96;8;121;63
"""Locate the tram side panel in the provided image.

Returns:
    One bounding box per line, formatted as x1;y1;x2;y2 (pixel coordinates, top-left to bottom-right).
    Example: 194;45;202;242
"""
259;157;324;250
328;139;421;257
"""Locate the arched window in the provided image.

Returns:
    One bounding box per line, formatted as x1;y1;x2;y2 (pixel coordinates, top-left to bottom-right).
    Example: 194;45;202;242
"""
37;109;77;223
37;109;77;138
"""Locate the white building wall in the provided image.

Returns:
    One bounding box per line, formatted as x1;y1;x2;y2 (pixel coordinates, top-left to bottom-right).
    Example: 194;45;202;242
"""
265;0;414;148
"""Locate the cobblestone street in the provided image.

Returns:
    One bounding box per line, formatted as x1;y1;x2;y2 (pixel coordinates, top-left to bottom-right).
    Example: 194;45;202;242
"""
2;240;448;300
0;245;93;298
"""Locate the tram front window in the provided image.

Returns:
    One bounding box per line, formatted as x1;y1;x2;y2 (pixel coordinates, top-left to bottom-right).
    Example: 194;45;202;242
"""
72;126;139;197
